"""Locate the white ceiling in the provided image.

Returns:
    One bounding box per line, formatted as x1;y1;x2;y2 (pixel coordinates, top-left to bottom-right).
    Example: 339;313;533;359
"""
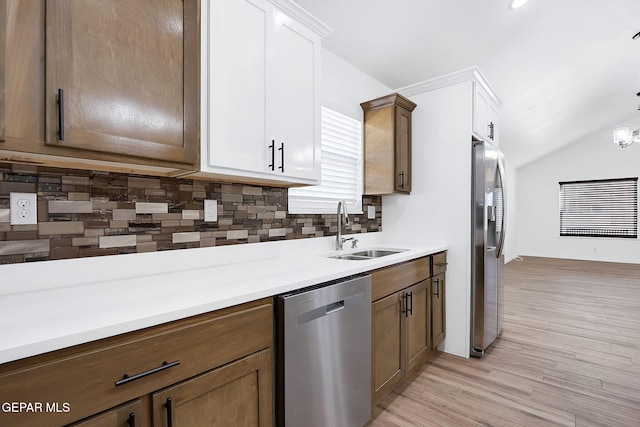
295;0;640;167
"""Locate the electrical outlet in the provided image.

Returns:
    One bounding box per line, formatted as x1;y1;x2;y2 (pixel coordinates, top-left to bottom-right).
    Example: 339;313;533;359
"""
367;205;376;219
204;199;217;222
10;193;38;225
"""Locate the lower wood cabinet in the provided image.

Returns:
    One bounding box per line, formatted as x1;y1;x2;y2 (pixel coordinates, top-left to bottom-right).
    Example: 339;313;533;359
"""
372;291;404;403
152;348;273;427
406;279;431;371
370;252;447;405
431;272;446;348
0;298;274;427
68;400;142;427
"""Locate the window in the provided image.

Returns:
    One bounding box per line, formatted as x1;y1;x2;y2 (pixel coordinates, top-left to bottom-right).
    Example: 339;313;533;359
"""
288;107;363;214
559;178;638;238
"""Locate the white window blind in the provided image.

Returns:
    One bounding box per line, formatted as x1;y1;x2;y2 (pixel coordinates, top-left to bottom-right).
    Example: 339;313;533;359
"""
559;178;638;238
288;107;363;214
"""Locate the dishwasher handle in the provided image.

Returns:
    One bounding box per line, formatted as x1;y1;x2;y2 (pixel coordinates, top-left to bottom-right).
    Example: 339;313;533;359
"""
297;293;363;325
325;300;345;314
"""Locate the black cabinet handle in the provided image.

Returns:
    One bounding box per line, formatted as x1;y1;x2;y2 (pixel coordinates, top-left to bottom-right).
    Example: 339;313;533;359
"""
399;171;405;189
127;413;136;427
58;88;65;141
433;278;440;298
402;293;409;317
488;122;494;140
401;292;413;317
115;360;180;386
165;397;173;427
278;142;284;173
435;262;448;267
268;140;275;171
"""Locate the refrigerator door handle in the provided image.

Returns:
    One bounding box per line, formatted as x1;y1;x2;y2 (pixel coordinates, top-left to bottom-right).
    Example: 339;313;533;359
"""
496;156;507;258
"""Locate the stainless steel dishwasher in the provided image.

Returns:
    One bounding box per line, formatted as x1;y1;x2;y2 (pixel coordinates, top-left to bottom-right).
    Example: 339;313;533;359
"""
275;274;372;427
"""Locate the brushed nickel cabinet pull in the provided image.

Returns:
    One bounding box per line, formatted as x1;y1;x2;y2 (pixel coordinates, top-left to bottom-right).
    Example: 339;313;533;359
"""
115;360;180;386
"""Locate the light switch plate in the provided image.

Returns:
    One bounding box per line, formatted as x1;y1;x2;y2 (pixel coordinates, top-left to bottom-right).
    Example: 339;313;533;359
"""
10;192;38;225
204;199;217;222
367;206;376;219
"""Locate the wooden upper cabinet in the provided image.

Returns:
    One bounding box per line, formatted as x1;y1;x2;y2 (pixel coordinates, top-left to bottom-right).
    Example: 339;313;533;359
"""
44;0;198;165
361;93;416;195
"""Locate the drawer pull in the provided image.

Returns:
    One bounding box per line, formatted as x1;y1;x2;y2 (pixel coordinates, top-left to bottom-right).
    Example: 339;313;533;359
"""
127;412;136;427
435;262;448;267
115;360;180;386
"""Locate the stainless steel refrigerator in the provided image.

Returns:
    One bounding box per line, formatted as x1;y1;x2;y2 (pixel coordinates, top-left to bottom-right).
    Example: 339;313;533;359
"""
471;139;506;357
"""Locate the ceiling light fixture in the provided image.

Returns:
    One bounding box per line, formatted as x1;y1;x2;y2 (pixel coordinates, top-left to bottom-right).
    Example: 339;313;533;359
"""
510;0;530;9
613;127;640;148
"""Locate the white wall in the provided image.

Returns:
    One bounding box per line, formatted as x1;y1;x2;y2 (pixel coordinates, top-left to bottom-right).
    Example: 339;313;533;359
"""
384;81;474;358
516;126;640;264
321;49;391;120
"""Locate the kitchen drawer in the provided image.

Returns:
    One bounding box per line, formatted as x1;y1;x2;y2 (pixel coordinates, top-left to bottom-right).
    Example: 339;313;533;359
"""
432;251;447;276
0;298;273;427
371;257;430;302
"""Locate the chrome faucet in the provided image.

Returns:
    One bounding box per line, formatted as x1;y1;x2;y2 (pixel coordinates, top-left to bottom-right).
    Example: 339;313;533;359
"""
336;200;350;250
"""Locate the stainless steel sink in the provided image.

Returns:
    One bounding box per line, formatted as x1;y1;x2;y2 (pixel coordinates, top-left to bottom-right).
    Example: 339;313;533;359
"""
351;249;404;258
327;248;407;260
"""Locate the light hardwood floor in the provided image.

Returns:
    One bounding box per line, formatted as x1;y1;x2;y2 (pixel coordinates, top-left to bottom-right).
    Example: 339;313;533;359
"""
368;256;640;426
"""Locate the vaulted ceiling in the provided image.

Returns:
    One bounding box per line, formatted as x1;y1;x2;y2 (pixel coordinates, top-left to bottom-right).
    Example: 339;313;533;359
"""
295;0;640;167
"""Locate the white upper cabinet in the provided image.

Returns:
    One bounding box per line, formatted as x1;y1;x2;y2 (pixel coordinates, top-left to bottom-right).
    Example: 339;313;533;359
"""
199;0;330;186
473;82;499;146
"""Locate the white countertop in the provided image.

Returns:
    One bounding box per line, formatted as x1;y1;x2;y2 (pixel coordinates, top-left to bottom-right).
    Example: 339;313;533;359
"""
0;232;446;364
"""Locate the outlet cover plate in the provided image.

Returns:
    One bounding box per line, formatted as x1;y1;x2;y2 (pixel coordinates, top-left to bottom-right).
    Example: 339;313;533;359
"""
10;192;38;225
204;199;217;222
367;205;376;219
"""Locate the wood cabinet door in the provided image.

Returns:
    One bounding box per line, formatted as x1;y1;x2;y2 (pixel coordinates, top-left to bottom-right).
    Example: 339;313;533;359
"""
152;349;273;427
431;272;446;348
45;0;198;165
3;0;46;148
394;106;412;193
405;279;431;371
371;292;404;405
67;400;142;427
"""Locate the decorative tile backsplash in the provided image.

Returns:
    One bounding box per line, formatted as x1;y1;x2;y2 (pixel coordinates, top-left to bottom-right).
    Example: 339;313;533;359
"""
0;163;382;264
